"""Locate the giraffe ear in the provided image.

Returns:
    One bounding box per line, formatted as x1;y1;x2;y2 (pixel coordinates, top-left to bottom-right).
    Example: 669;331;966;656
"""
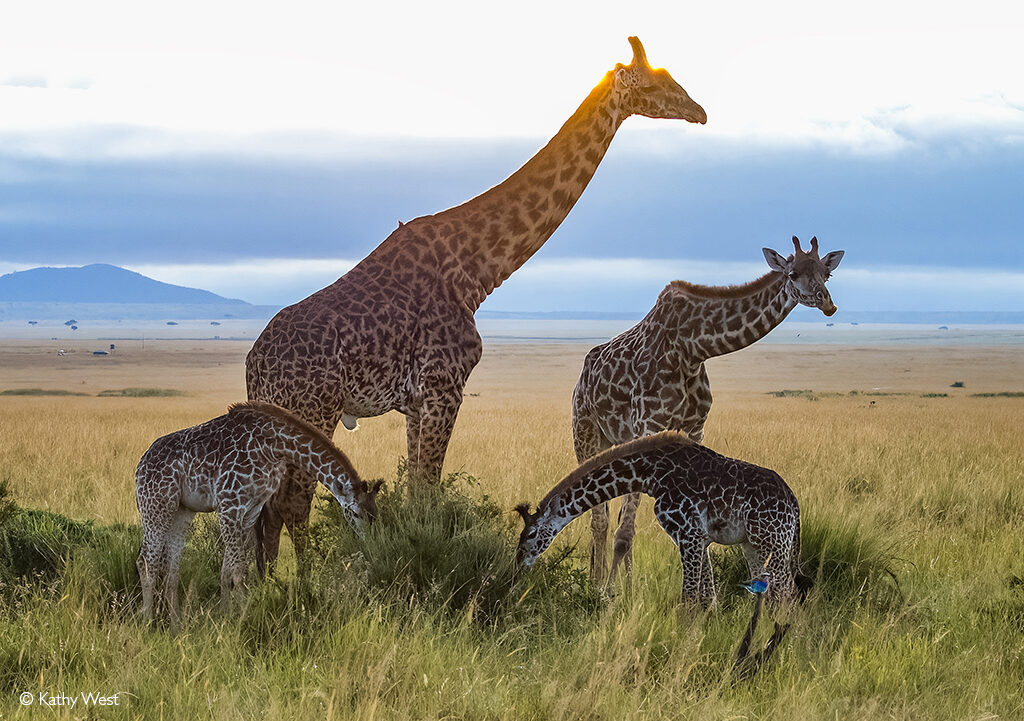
763;247;789;273
821;250;845;272
368;479;385;496
628;36;650;68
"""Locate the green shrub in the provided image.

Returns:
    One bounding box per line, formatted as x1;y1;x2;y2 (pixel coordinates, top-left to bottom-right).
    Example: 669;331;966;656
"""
0;388;89;396
308;464;601;634
96;388;185;397
0;498;99;581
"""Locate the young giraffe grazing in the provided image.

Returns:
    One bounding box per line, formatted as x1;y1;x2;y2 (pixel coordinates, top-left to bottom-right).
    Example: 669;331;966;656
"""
575;236;843;586
515;431;803;608
135;401;382;629
246;36;707;572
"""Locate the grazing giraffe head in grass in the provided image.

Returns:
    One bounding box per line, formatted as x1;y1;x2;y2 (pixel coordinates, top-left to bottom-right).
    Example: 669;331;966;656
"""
134;401;382;629
515;431;804;609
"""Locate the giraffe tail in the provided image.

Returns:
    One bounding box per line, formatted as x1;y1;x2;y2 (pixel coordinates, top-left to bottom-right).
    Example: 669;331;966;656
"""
254;511;267;579
791;513;813;601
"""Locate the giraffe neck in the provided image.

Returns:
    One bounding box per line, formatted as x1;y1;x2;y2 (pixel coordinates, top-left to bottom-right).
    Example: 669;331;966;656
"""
426;71;627;308
532;452;650;555
271;424;358;492
658;272;797;361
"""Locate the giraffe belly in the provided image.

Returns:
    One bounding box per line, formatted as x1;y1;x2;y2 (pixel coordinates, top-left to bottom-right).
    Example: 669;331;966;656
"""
706;515;746;546
179;482;217;513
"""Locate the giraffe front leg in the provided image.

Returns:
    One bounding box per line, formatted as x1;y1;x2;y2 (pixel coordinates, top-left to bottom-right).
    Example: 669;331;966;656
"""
573;414;612;586
281;474;316;583
405;377;464;485
590;502;610;586
677;536;713;608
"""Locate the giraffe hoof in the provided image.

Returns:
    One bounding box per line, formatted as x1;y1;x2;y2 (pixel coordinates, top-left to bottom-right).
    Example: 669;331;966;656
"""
341;414;359;431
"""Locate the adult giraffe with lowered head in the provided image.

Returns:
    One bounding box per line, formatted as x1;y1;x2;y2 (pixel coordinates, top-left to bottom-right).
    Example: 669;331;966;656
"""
246;37;706;570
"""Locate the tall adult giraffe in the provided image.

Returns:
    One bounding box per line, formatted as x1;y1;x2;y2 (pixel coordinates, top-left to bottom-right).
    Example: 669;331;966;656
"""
246;37;706;569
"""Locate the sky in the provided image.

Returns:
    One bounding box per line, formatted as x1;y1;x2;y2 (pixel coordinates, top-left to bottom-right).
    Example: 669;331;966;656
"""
1;0;1023;313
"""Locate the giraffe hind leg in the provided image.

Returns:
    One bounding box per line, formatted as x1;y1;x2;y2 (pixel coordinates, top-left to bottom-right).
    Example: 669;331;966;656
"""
590;502;610;586
163;508;193;633
608;492;642;588
218;511;253;615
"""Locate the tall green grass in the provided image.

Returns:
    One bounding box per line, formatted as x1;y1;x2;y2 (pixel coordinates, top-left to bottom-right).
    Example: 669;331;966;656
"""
0;468;940;719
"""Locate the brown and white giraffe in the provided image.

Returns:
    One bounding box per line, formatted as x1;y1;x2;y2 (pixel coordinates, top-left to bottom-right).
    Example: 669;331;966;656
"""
246;36;707;570
574;236;843;586
515;431;803;608
135;401;382;628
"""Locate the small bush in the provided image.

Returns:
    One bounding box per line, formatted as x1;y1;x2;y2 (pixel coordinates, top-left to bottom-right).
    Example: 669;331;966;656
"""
950;381;965;388
97;388;185;397
767;389;816;398
0;388;89;396
0;501;99;581
308;463;602;632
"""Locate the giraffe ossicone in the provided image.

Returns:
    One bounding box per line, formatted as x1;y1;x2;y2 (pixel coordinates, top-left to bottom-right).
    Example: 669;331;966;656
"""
573;237;844;586
134;401;381;629
245;36;706;571
515;431;804;608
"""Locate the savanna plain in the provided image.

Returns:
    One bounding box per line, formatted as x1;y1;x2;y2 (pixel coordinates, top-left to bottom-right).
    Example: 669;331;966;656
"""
1;338;1022;720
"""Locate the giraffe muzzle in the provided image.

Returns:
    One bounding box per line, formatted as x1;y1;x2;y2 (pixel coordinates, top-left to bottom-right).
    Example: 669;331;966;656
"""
686;102;708;125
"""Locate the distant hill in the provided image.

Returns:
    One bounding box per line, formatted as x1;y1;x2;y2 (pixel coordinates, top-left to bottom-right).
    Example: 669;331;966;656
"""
0;264;249;304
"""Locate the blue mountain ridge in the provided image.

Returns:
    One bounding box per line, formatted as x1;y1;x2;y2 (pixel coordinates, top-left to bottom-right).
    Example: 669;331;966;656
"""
0;264;249;304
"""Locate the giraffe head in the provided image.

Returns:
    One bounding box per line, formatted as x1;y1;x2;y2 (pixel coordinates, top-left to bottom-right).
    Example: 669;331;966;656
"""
326;478;384;532
612;36;706;124
513;502;561;567
763;236;845;316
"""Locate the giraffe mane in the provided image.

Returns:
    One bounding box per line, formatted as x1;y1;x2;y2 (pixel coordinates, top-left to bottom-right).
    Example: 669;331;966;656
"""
227;401;363;486
660;271;782;302
538;430;694;510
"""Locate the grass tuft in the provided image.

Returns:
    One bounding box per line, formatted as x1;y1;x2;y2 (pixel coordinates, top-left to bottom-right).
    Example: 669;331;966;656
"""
97;388;185;397
309;463;601;635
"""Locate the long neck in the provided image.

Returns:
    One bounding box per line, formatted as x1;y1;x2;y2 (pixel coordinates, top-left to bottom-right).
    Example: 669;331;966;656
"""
533;453;650;555
433;72;627;308
276;428;356;492
660;273;797;360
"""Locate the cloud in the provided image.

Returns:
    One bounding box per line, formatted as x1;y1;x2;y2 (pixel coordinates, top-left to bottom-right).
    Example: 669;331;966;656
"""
1;75;47;88
125;258;358;306
486;259;1024;314
108;257;1024;314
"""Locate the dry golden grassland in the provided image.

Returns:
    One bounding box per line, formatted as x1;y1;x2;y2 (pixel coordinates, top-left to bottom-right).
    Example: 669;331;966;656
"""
1;338;1023;719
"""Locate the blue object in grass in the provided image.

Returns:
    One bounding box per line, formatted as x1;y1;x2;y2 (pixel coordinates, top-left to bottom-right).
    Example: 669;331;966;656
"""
740;578;768;594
